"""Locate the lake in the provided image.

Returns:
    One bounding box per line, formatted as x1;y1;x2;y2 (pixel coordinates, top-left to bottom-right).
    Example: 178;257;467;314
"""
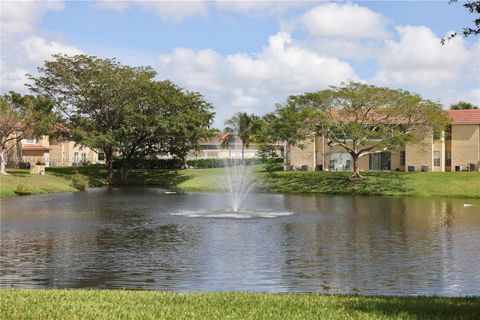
1;188;479;296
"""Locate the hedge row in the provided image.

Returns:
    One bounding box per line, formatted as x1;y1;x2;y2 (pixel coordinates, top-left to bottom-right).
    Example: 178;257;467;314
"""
112;158;184;170
112;157;284;170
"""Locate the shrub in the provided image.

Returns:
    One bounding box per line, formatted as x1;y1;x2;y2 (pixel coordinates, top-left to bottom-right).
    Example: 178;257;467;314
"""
112;158;184;170
35;159;45;165
14;184;33;195
186;158;265;169
72;174;89;191
19;161;31;169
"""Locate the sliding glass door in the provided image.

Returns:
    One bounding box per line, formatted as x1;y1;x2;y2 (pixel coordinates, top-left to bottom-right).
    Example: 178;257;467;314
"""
369;152;391;171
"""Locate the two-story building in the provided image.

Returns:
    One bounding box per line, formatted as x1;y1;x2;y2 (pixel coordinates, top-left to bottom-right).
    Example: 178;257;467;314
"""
287;109;480;172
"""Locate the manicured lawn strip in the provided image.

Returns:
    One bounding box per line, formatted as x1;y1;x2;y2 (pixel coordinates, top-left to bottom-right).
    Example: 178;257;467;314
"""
0;169;78;196
1;290;479;320
1;166;479;198
262;171;480;198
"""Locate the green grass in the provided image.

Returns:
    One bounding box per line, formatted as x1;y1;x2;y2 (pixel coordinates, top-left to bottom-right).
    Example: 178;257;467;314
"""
0;168;78;196
1;166;479;198
1;289;479;320
262;171;480;198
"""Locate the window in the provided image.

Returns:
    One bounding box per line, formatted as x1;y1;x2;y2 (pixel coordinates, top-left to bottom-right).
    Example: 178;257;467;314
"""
433;131;441;140
82;153;87;161
369;152;391;171
434;151;441;167
400;151;406;166
98;153;105;161
445;151;451;167
26;138;36;144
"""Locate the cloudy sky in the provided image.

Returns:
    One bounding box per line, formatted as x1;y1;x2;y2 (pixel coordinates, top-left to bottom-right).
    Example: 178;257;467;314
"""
1;0;479;127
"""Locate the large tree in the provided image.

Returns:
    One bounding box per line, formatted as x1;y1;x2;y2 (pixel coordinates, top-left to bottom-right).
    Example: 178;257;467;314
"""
28;54;156;185
274;82;450;180
223;112;260;161
0;92;56;174
115;80;214;183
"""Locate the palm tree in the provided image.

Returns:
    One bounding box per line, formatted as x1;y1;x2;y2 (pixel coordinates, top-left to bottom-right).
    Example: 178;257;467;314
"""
223;112;259;161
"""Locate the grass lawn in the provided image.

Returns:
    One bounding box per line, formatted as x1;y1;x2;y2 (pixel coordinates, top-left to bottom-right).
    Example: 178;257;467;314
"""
1;166;479;198
1;290;479;320
262;171;480;198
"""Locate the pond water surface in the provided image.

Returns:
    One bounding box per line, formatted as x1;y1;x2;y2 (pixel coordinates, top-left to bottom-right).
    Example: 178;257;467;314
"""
1;188;479;296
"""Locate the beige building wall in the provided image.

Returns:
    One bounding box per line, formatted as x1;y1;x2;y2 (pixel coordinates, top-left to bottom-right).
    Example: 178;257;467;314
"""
21;136;51;166
49;138;103;166
451;124;480;172
405;133;433;172
287;138;315;170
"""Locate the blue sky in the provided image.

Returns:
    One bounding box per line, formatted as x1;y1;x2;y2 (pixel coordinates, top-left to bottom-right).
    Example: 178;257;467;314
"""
1;1;479;127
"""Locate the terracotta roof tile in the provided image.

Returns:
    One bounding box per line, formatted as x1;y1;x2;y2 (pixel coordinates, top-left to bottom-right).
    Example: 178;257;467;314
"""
447;109;480;124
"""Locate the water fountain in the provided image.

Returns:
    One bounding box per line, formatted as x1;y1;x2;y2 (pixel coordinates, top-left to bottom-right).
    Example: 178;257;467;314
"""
218;159;256;212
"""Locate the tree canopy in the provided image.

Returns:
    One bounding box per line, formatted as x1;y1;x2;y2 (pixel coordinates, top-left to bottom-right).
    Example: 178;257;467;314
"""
442;0;480;44
28;54;214;184
0;92;56;174
450;101;479;110
223;112;260;161
271;82;450;180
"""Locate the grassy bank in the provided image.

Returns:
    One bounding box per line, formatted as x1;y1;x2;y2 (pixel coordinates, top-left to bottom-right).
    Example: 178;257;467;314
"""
1;166;479;198
1;289;479;320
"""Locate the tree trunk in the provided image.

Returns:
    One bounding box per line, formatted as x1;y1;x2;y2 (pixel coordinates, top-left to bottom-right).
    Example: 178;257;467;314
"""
0;147;8;175
349;153;363;181
105;149;114;186
241;143;245;163
15;139;22;168
120;165;129;185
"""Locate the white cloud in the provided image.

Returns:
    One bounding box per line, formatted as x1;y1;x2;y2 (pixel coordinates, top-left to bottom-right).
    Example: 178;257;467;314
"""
373;25;471;88
0;0;64;38
295;3;389;40
157;32;358;126
20;36;82;64
1;36;82;93
94;1;208;22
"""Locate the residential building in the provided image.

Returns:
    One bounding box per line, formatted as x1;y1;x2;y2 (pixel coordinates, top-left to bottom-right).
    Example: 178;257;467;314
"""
287;109;480;172
187;134;262;160
6;135;105;168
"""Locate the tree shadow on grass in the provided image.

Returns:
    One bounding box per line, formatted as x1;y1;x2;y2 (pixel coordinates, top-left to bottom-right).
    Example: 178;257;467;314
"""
125;169;190;189
344;296;480;320
5;169;31;177
47;165;107;187
263;171;415;196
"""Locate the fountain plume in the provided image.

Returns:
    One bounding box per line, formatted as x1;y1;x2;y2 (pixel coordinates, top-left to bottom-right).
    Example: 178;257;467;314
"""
219;160;256;212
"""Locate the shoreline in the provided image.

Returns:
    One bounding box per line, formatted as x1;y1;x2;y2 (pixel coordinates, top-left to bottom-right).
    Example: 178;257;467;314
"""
1;166;480;198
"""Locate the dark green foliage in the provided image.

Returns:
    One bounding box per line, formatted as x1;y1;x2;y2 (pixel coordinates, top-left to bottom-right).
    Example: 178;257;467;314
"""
450;101;479;110
14;184;33;195
71;174;89;191
186;158;262;169
113;158;184;170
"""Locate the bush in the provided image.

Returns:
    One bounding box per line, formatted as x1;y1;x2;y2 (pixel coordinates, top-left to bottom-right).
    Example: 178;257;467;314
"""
112;158;184;170
19;161;31;169
72;174;89;191
186;158;266;168
14;184;33;195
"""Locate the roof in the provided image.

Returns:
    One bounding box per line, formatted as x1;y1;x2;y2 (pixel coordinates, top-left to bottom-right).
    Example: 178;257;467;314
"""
447;109;480;124
22;145;51;151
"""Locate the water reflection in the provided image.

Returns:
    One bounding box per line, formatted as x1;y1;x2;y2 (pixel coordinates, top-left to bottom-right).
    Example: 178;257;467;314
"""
1;189;479;295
